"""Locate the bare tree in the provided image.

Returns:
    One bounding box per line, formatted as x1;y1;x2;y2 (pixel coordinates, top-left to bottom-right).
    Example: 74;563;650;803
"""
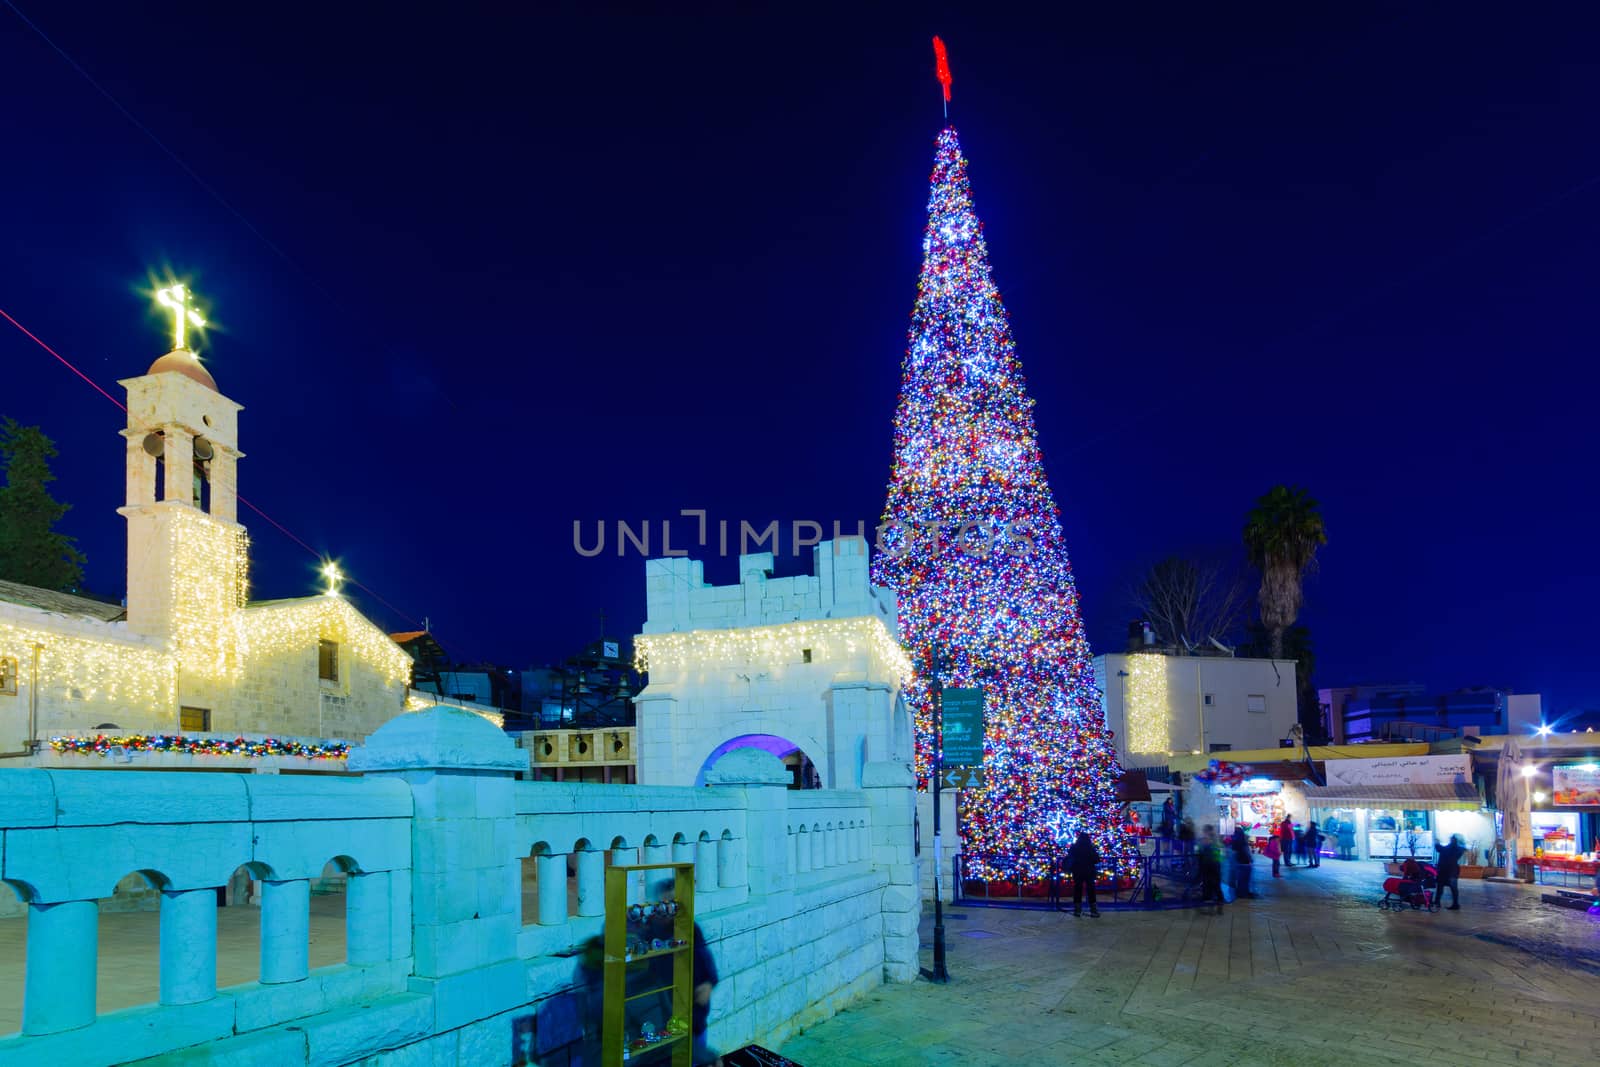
1128;554;1248;652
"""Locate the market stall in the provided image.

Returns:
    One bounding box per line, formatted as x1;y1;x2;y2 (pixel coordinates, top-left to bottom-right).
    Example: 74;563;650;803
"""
1301;754;1486;863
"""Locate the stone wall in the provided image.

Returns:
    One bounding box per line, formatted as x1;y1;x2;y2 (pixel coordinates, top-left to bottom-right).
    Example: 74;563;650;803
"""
0;707;920;1066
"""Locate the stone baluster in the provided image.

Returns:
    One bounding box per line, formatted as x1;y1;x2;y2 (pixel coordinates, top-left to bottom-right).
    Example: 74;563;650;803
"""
824;823;839;868
718;832;746;889
160;887;218;1004
672;836;695;872
260;878;311;984
22;899;98;1035
694;836;717;892
811;825;825;871
576;848;605;917
794;830;810;873
536;851;567;926
347;869;397;966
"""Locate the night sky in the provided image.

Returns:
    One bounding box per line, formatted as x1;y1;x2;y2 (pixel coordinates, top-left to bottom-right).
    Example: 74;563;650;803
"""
4;9;1596;717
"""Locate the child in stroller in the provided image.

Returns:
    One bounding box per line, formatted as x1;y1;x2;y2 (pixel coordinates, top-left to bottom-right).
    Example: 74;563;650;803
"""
1379;857;1440;912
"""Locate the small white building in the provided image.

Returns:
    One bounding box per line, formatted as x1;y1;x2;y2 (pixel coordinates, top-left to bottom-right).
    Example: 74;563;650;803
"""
633;539;914;790
1094;651;1299;768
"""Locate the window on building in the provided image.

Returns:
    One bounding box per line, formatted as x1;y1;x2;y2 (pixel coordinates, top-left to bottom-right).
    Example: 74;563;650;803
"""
1203;693;1215;707
1246;694;1267;714
0;656;17;695
801;648;813;663
318;639;339;682
1209;743;1232;753
180;706;211;732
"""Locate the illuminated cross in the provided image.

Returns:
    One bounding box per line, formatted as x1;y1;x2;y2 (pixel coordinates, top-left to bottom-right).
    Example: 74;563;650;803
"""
156;283;206;351
322;561;344;597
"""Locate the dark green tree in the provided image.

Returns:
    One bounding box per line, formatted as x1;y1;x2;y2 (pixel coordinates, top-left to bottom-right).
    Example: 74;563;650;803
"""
0;417;86;591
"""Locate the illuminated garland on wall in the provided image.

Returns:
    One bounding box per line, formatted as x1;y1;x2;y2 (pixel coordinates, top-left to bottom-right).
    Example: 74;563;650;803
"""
1123;654;1171;755
872;127;1139;880
238;597;413;687
48;733;350;760
634;616;912;681
0;617;176;708
166;506;251;680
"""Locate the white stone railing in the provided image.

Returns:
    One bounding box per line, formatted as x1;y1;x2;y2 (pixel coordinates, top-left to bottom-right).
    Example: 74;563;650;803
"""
511;780;751;960
786;790;872;880
0;768;412;1062
0;709;920;1065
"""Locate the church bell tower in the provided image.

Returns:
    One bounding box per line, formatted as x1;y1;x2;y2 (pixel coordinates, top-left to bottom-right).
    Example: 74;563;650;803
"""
117;284;247;647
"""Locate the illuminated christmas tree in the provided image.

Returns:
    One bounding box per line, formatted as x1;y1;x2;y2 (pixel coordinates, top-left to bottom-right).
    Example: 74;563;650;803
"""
874;127;1138;880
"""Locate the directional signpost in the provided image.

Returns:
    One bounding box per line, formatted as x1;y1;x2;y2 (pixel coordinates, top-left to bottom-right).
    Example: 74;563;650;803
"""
941;688;985;767
931;669;985;984
940;766;984;789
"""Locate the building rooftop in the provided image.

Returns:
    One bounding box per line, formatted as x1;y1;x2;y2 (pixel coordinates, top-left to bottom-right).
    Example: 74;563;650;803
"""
0;577;125;622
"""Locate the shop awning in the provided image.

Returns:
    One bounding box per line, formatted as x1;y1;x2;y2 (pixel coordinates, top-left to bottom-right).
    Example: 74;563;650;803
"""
1302;782;1480;811
1115;769;1152;803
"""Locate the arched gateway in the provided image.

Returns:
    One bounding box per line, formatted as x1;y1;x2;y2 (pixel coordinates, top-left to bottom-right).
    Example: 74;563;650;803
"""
633;539;914;789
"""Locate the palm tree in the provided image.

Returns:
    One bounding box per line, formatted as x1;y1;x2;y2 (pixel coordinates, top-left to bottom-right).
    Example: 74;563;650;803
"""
1242;486;1327;661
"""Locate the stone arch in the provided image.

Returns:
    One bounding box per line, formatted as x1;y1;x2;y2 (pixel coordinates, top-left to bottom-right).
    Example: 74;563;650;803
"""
696;733;824;788
642;834;661;848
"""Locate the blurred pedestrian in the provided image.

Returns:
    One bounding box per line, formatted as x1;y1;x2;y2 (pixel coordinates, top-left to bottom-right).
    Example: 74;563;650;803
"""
1263;832;1282;878
1435;834;1465;910
1178;817;1196;855
1278;818;1297;867
650;879;721;1066
1067;831;1101;917
1198;825;1225;912
1230;826;1257;899
1305;821;1322;868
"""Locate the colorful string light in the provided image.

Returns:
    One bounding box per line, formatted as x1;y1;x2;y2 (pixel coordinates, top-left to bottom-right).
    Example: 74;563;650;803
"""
874;127;1139;880
48;733;350;760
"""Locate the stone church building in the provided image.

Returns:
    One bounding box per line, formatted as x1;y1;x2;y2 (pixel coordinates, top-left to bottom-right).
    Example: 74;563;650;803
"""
0;340;412;761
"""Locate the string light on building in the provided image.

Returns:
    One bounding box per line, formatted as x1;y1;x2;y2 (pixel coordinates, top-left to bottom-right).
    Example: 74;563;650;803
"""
1123;653;1171;755
635;617;912;682
49;733;349;760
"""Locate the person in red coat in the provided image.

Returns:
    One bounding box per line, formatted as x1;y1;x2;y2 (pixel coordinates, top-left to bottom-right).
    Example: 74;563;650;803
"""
1278;819;1297;868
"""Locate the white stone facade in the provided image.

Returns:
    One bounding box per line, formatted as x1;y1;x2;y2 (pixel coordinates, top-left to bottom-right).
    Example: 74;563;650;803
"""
0;706;921;1064
1094;652;1300;767
633;539;914;790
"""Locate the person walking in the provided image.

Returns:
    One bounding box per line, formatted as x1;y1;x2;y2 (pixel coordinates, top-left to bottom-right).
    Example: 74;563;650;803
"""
1435;833;1466;910
1305;821;1322;868
1278;818;1297;868
1197;826;1225;912
650;879;722;1065
1067;831;1101;917
1178;817;1197;855
1159;797;1177;851
1263;832;1282;877
1229;826;1257;899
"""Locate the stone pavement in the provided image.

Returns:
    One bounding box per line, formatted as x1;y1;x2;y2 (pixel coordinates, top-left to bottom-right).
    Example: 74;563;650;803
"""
776;860;1600;1066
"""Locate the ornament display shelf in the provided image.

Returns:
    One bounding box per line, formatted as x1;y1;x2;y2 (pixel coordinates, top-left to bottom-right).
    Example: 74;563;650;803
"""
602;861;694;1067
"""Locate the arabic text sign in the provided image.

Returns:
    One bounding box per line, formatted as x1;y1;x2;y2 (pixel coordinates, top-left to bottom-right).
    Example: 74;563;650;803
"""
1322;754;1469;789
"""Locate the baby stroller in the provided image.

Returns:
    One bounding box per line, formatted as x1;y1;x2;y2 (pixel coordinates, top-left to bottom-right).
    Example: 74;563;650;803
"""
1379;861;1439;912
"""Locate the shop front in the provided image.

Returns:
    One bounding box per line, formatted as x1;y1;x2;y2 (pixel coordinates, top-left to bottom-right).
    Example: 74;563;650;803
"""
1528;762;1600;888
1302;754;1488;863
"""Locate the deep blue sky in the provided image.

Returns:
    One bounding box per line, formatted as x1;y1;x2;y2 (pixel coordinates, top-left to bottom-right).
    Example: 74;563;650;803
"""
3;8;1596;716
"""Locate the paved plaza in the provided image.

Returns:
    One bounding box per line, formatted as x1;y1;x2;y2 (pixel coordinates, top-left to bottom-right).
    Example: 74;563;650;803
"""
778;860;1600;1066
